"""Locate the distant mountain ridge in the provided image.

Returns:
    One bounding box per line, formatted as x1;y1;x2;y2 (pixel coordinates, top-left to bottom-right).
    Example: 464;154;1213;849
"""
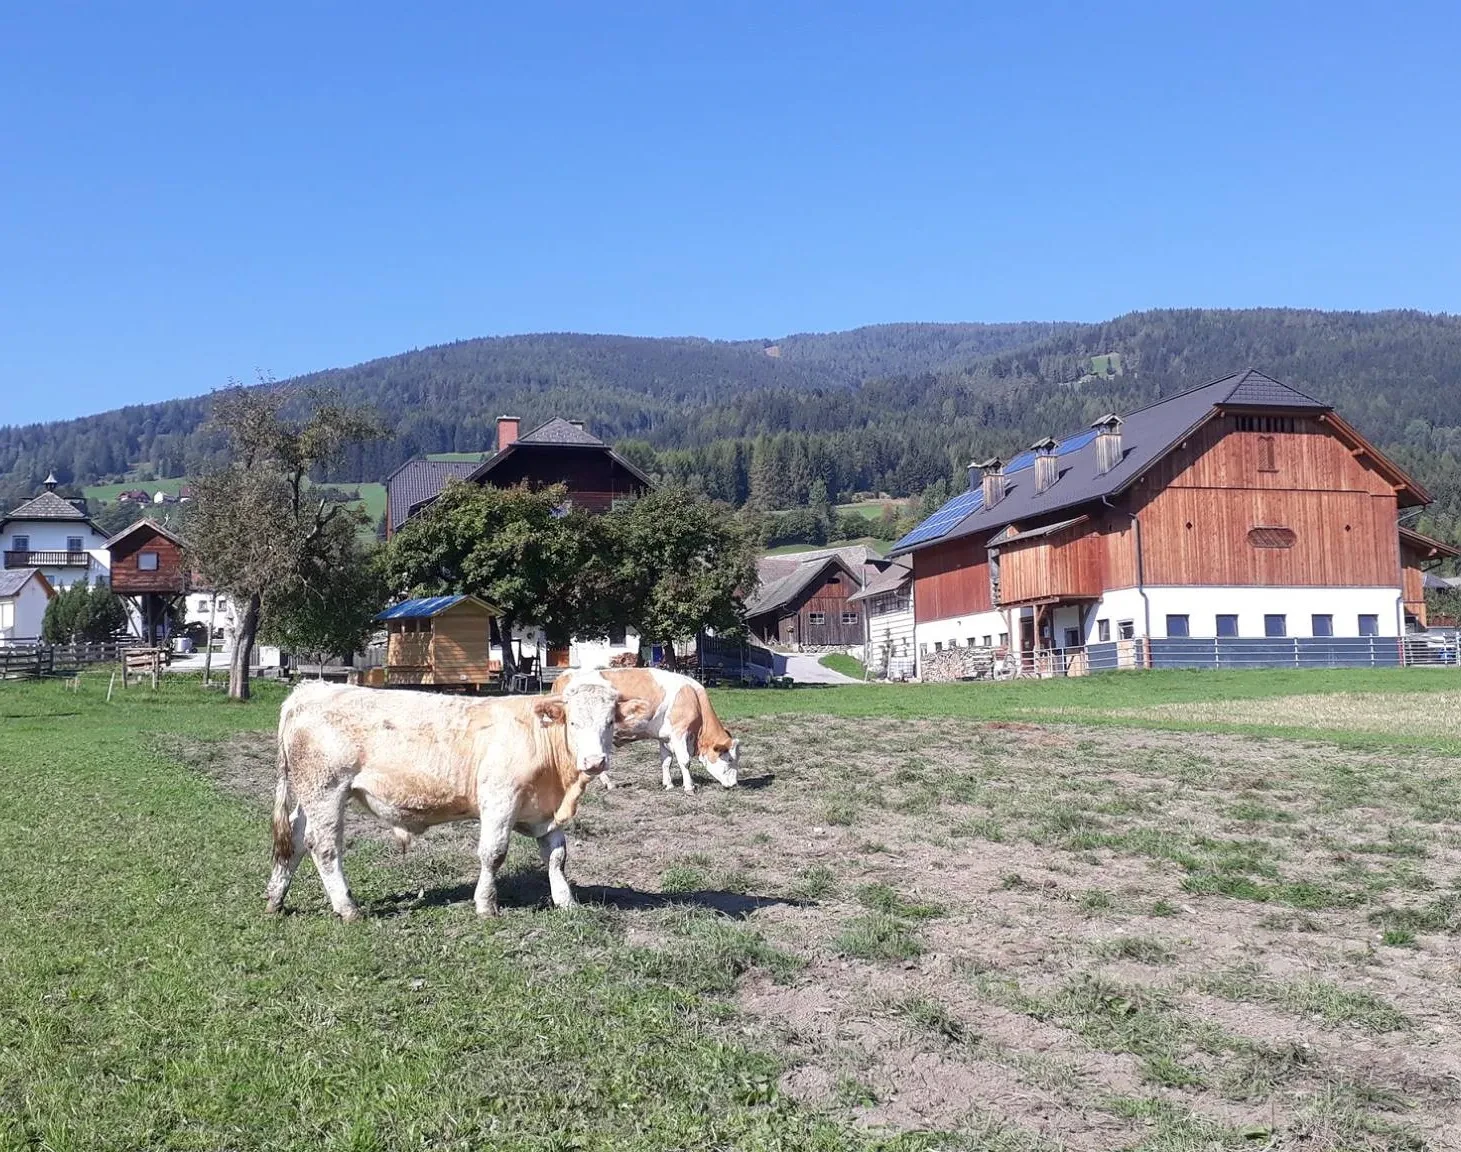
2;309;1459;548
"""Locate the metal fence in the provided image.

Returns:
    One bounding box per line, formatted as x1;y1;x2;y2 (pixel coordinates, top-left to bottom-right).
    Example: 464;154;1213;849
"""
697;636;776;684
1028;636;1457;676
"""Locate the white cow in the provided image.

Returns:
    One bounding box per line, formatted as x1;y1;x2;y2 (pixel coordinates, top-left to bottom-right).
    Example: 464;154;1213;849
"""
265;677;650;920
553;667;739;792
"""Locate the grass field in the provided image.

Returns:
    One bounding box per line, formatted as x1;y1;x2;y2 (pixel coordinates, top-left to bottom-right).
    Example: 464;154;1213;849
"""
819;652;867;680
3;668;1460;1149
765;536;892;556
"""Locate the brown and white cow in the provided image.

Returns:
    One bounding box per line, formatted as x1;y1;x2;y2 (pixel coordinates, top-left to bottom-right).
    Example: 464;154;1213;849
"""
552;667;739;792
264;677;650;920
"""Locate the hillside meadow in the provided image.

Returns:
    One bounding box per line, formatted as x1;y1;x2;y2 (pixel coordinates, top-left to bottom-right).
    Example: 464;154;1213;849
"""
2;667;1458;1150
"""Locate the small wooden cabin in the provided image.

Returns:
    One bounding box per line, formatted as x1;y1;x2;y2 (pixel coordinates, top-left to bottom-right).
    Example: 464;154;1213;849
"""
376;594;502;690
105;518;190;645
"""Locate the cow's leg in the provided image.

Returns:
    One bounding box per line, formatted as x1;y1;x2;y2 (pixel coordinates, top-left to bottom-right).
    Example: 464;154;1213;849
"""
264;802;307;913
304;786;358;921
537;827;576;908
660;740;675;790
671;732;695;793
474;799;515;917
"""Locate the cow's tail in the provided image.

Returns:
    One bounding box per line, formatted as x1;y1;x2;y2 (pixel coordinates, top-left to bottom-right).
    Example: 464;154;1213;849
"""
271;720;295;863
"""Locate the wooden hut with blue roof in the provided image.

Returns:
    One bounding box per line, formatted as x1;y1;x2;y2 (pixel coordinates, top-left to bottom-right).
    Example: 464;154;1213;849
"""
375;594;502;690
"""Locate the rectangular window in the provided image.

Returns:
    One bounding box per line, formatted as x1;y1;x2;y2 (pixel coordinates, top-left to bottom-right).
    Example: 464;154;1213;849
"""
967;636;977;647
1311;614;1333;637
808;612;826;626
197;598;209;613
933;641;943;652
998;632;1009;647
1118;620;1135;640
982;635;992;647
1097;618;1111;643
1216;614;1239;638
11;535;28;552
1264;614;1287;638
1358;614;1379;637
608;623;627;645
1063;627;1081;648
67;536;84;552
841;611;858;625
1166;614;1190;638
138;551;159;571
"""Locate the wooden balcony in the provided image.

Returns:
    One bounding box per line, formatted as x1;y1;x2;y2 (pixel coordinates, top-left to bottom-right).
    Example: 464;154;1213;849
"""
4;550;92;569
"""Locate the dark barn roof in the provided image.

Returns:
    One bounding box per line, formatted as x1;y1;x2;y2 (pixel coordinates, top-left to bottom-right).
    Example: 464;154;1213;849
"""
385;459;481;533
744;552;865;619
891;369;1422;558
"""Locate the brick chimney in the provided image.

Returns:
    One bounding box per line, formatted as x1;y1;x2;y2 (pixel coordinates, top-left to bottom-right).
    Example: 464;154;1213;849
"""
1031;437;1059;494
976;457;1006;508
1092;414;1124;475
496;415;520;451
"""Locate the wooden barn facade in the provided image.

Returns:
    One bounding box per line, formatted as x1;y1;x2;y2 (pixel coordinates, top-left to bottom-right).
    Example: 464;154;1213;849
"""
744;550;872;648
893;369;1459;675
375;594;503;690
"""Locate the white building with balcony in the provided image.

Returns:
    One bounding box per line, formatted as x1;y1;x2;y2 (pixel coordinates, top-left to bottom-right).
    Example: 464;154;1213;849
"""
0;475;111;592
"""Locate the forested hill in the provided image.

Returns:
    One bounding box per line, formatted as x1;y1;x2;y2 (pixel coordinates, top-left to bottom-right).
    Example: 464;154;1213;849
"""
2;309;1460;545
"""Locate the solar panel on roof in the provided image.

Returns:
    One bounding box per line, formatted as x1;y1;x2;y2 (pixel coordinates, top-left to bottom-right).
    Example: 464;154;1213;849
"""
892;487;984;551
1055;429;1097;455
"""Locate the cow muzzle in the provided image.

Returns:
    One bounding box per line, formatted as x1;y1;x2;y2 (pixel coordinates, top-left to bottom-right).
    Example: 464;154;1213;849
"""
580;755;609;777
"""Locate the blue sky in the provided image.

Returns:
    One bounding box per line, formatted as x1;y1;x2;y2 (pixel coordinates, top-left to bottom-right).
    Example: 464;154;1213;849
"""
3;1;1459;426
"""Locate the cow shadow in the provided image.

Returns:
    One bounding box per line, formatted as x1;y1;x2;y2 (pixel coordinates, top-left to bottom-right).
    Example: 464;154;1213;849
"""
370;875;803;920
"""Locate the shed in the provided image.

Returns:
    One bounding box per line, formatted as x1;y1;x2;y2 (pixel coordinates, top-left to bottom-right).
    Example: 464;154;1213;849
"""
375;595;503;689
0;568;55;643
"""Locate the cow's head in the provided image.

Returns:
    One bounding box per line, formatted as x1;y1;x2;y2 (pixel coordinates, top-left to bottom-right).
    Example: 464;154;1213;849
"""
699;735;740;788
534;681;652;777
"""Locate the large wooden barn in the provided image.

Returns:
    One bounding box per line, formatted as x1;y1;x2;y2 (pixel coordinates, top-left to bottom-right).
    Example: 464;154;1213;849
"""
891;369;1459;675
743;546;885;648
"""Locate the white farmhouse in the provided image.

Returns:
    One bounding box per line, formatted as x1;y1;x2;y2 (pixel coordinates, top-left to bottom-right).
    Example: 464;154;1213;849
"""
847;558;915;679
0;475;111;592
0;569;55;643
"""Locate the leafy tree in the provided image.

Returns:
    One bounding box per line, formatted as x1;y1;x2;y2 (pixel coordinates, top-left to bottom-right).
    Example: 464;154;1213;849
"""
262;531;388;665
604;486;758;659
383;481;610;678
190;385;380;700
42;580;128;643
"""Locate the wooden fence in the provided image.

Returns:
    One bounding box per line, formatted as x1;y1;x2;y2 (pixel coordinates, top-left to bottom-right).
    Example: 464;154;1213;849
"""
0;640;145;680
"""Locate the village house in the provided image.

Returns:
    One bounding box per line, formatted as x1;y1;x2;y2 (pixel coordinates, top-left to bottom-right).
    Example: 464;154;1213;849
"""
891;369;1459;676
1;475;111;593
0;568;55;644
105;518;191;646
846;557;914;679
385;416;654;670
743;544;889;650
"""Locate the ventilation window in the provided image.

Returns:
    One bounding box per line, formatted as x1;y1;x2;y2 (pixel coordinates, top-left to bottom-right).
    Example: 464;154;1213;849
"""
1235;415;1297;434
1257;435;1277;472
1248;526;1296;549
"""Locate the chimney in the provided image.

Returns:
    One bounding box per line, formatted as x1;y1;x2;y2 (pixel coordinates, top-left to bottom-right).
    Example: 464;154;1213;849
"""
976;457;1006;507
496;415;520;451
1092;414;1124;475
1031;437;1059;494
43;471;58;492
966;460;980;491
568;419;586;431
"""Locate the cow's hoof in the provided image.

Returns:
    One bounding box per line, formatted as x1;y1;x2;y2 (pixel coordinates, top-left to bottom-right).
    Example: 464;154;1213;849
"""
264;899;283;915
682;784;696;794
476;901;500;918
338;905;362;923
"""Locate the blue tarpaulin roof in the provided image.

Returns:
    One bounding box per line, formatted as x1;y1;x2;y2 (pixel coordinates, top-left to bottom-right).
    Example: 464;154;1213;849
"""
376;595;480;621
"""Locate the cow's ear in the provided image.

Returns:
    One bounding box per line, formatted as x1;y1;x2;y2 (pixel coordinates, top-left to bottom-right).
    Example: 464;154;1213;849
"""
616;697;652;724
532;699;566;727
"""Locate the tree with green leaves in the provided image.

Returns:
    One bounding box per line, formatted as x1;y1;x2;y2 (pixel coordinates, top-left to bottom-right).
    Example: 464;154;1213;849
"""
189;384;381;699
604;485;758;660
261;531;388;667
383;481;612;678
41;579;129;644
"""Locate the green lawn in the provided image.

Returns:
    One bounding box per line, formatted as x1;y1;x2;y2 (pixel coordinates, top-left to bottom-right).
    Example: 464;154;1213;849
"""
818;652;867;679
83;476;189;503
4;667;1459;1148
711;667;1461;754
764;536;892;556
0;677;918;1152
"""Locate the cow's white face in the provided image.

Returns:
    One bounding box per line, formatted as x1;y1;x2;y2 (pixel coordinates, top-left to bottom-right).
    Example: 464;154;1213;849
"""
700;737;739;787
537;682;652;776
